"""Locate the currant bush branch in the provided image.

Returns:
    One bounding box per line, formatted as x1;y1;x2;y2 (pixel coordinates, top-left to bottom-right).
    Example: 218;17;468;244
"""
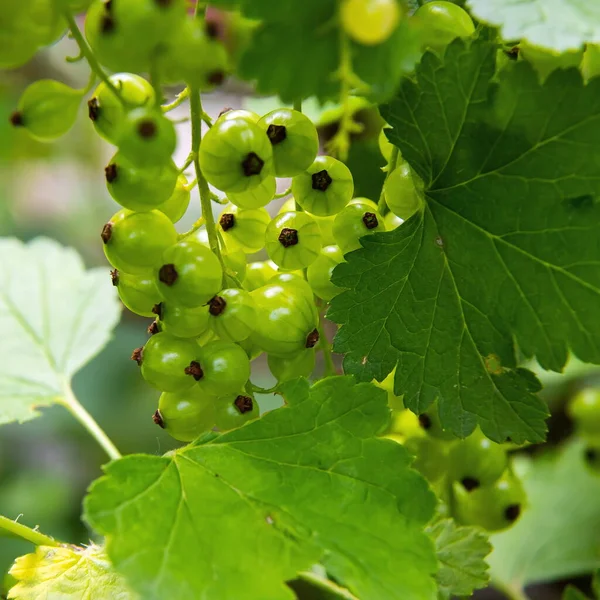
0;515;60;548
162;87;190;113
274;186;292;200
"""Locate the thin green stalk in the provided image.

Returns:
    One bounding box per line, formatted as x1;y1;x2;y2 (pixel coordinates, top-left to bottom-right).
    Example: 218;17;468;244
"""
59;384;121;461
296;571;358;600
293;99;302;112
492;580;531;600
0;515;60;548
62;11;125;103
189;87;224;269
318;313;336;377
377;145;399;214
162;87;190;113
274;186;292;199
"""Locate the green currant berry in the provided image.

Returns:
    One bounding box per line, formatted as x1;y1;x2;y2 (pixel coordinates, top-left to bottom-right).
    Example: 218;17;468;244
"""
87;73;155;145
265;211;322;270
568;388;600;440
110;269;161;317
332;199;386;253
157;175;191;224
117;107;176;167
268;349;316;382
243;260;278;291
136;332;201;393
453;472;526;532
156;241;223;308
581;44;600;82
214;393;259;431
196;327;218;347
258;108;319;177
448;429;508;491
414;1;475;52
199;117;274;193
306;244;344;302
250;282;319;357
403;436;449;483
267;272;314;302
292;155;354;216
155;387;216;442
217;108;260;124
104;152;178;211
341;0;401;46
154;301;210;339
11;80;82;142
102;209;177;274
228;176;276;209
373;369;404;411
384;162;425;220
378;126;395;162
384;211;404;230
386;408;421;438
196;340;251;396
417;405;457;440
583;445;600;475
237;337;263;361
218;205;270;253
208;288;257;342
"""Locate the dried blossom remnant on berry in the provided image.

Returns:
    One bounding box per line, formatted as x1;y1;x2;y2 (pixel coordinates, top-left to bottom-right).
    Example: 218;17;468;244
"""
461;477;480;492
505;504;521;522
87;98;100;122
362;212;379;230
266;124;287;145
159;264;178;286
209;296;227;316
312;169;332;191
185;361;204;380
241;152;264;176
152;303;163;319
418;413;431;430
152;409;165;428
101;223;113;244
10;112;24;127
305;328;319;348
234;395;253;414
110;269;119;286
208;71;226;85
278;228;298;247
131;347;143;365
147;321;160;335
220;213;235;231
105;163;118;183
137;119;157;139
100;15;115;34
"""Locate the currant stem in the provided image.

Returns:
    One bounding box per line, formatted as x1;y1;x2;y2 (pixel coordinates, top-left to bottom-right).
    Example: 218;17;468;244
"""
0;515;60;548
377;145;399;214
162;87;190;113
62;11;125;104
189;87;224;270
59;383;122;461
318;312;336;377
248;382;280;395
274;186;292;200
293;99;302;112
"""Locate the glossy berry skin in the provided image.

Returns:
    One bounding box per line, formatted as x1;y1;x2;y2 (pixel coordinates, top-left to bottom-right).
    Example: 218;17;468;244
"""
214;393;259;431
208;288;257;342
157;175;191;224
568;388;600;440
453;472;526;532
281;197;335;244
341;0;401;46
102;209;177;275
156;302;210;339
155;241;223;308
268;349;316;382
378;127;394;162
448;429;508;491
414;1;475;52
258;109;319;177
250;282;319;357
139;333;200;393
243;261;278;291
384;162;424;220
265;211;322;270
112;269;162;318
117;108;177;167
218;205;270;254
237;337;263;361
403;436;449;483
156;387;216;442
196;341;251;396
292;156;354;217
267;272;314;302
199;118;274;193
228;176;276;209
12;80;82;142
384;211;404;230
332;199;386;253
217;109;260;124
88;73;155;145
306;245;344;302
105;152;178;212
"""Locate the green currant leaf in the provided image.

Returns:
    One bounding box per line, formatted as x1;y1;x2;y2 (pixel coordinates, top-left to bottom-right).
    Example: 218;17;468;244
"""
467;0;600;52
489;442;600;588
8;544;137;600
84;377;438;600
563;586;592;600
426;519;491;599
0;238;120;425
330;37;600;442
594;570;600;598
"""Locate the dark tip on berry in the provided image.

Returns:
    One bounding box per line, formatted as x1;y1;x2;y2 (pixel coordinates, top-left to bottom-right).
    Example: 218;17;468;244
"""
105;163;118;183
278;227;298;247
158;264;178;286
506;436;512;443
241;152;264;176
218;107;233;117
506;45;519;60
585;447;598;462
312;169;332;191
152;409;165;428
305;328;319;348
148;320;160;335
131;347;143;365
205;20;219;39
209;295;227;316
10;111;24;127
362;212;379;230
220;213;235;231
104;0;113;12
461;477;480;492
137;119;157;139
100;14;115;34
505;504;521;522
266;124;287;145
88;97;100;122
185;360;204;381
110;269;119;286
234;395;253;414
100;222;113;244
152;303;163;319
418;413;432;430
208;71;226;86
